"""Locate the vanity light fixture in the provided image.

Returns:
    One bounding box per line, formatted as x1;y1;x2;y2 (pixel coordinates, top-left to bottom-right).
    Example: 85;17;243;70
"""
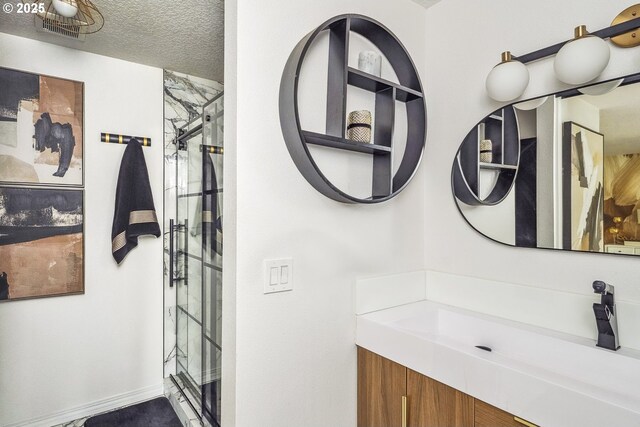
577;78;624;96
611;4;640;48
485;6;640;101
514;96;549;111
23;0;104;36
554;25;611;85
485;51;530;102
51;0;78;18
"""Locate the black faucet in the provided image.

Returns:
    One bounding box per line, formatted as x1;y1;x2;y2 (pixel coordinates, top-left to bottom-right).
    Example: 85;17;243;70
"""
592;280;620;351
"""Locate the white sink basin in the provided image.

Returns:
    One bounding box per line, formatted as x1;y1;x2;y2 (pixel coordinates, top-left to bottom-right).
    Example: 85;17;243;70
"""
356;300;640;427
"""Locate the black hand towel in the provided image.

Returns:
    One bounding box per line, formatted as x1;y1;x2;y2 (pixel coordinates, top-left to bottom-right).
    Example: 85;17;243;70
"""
189;152;223;257
203;152;223;256
111;138;160;264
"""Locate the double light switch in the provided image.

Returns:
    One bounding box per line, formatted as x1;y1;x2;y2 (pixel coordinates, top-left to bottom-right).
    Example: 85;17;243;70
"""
264;258;293;294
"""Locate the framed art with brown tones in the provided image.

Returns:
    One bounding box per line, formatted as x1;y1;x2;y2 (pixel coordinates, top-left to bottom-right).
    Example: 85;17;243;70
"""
0;186;84;301
0;67;84;186
563;121;604;252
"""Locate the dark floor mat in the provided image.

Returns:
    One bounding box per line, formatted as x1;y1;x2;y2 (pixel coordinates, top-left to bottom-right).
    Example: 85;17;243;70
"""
202;381;220;425
85;397;181;427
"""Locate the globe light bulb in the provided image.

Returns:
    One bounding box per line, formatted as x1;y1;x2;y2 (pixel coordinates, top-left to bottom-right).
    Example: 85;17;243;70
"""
52;0;79;18
554;26;610;85
485;51;530;102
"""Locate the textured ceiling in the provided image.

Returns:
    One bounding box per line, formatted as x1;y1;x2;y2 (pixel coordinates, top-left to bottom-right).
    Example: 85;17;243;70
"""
0;0;224;82
582;83;640;155
410;0;441;9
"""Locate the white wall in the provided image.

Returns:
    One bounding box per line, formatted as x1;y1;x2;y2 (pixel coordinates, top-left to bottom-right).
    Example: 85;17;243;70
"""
0;33;164;426
459;186;516;245
222;1;238;424
229;1;427;425
561;96;600;131
536;97;557;248
424;0;640;327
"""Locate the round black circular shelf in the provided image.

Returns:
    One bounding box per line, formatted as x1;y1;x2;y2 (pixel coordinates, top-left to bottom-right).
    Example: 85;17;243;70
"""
452;106;521;206
279;14;427;204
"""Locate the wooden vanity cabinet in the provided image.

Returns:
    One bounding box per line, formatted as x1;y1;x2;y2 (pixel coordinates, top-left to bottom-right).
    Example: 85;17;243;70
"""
475;399;533;427
357;347;538;427
406;368;474;427
357;346;407;427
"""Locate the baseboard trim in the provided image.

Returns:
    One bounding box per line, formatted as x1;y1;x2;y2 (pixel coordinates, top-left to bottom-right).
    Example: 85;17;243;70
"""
4;383;164;427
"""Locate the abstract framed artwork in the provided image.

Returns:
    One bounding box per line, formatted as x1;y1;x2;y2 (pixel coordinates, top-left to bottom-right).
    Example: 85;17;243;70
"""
0;67;84;186
0;186;84;301
604;153;640;244
562;121;604;252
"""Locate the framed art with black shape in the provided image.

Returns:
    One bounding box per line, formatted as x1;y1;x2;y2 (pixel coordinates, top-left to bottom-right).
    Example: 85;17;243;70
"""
562;121;604;253
0;67;84;187
0;186;84;302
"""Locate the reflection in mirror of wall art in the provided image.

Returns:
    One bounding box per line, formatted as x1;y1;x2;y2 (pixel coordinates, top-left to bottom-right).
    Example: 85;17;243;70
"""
563;122;604;252
605;154;640;247
0;187;84;301
0;67;83;186
452;72;640;257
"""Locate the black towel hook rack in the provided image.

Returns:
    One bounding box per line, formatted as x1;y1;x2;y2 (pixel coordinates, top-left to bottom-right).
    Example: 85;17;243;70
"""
101;132;152;147
200;144;224;155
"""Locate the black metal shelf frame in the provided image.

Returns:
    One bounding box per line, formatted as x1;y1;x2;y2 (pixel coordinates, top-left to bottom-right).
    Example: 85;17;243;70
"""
302;130;391;154
452;106;521;206
479;162;518;171
346;67;423;102
280;14;427;203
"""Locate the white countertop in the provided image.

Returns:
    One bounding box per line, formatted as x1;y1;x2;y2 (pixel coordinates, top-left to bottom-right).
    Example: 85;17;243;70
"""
356;300;640;427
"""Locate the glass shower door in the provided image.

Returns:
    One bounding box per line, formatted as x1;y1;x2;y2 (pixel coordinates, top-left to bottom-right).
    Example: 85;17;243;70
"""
175;118;205;415
202;94;223;425
171;92;223;426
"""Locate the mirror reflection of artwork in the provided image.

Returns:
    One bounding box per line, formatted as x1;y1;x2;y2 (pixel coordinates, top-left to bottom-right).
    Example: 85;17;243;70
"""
605;155;640;243
452;73;640;256
0;67;83;186
563;123;604;252
0;187;84;301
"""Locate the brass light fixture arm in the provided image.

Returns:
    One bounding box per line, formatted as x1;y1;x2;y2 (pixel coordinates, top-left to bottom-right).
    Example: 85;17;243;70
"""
513;15;640;64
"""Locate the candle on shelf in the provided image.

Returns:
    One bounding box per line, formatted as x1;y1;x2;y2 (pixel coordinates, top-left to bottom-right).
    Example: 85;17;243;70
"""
480;139;493;163
347;110;372;144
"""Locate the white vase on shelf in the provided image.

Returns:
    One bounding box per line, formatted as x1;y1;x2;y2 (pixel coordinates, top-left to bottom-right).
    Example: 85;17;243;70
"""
358;51;382;77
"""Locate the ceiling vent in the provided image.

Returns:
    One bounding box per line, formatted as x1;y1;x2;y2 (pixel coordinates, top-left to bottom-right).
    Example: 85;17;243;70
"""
35;15;86;41
26;0;104;41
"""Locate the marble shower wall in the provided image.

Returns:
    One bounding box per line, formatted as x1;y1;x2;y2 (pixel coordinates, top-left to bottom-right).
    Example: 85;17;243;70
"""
164;70;223;378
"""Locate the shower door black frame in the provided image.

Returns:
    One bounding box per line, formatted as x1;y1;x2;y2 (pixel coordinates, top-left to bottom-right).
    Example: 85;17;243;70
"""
170;92;224;427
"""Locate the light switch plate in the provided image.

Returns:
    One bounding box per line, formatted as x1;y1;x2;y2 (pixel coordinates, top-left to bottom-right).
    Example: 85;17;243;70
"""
263;258;293;294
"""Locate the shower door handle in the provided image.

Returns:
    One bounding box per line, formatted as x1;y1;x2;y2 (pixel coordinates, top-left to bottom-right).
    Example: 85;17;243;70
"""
169;219;185;287
183;219;188;287
169;219;174;287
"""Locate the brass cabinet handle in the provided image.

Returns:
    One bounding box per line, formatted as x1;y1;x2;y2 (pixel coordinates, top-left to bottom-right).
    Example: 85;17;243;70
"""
514;416;537;427
401;395;407;427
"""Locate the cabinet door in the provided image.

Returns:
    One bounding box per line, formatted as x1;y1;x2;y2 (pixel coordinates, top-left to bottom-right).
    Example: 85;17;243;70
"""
357;347;407;427
407;369;474;427
606;245;636;254
475;399;537;427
